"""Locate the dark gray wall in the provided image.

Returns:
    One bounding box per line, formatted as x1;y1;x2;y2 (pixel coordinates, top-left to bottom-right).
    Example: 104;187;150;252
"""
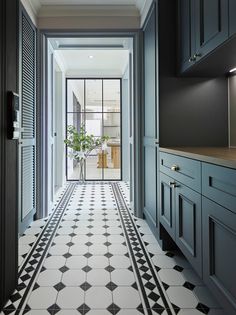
159;0;228;147
0;0;19;310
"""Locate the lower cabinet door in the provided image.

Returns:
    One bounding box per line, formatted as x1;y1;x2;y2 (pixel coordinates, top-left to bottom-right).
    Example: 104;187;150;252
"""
175;184;202;276
159;173;175;239
202;197;236;315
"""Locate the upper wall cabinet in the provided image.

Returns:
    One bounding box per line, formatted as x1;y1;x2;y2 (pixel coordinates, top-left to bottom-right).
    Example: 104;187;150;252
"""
178;0;229;74
195;0;228;60
229;0;236;37
178;0;195;73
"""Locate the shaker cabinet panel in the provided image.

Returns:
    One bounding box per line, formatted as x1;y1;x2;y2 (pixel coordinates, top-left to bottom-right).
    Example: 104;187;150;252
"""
202;197;236;314
178;0;229;74
175;184;202;276
178;0;195;72
229;0;236;37
160;173;175;239
195;0;228;59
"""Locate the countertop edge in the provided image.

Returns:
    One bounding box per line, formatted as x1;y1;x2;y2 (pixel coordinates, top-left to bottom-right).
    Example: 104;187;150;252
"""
159;147;236;169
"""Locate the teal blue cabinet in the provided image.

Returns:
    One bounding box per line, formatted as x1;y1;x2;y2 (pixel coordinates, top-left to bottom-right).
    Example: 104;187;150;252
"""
202;197;236;315
160;173;175;239
229;0;236;37
175;184;202;276
178;0;229;73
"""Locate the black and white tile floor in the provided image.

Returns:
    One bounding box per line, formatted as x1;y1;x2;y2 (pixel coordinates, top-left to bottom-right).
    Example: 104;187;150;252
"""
2;182;224;315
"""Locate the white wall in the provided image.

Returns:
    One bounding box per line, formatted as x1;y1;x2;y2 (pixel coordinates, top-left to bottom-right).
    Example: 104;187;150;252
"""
122;64;130;181
54;57;66;188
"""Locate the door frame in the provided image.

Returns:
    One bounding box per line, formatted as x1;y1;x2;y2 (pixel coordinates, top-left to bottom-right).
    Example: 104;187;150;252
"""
37;29;143;219
65;77;123;182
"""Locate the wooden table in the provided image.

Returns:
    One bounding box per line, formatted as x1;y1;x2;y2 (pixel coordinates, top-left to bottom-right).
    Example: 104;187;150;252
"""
97;150;108;168
107;142;121;169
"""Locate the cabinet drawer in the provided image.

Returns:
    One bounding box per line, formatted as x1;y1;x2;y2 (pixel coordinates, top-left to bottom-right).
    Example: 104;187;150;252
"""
202;163;236;214
160;152;201;193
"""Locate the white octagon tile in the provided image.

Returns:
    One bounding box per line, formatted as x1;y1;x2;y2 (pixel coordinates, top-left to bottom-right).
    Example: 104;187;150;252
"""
62;269;86;286
87;256;109;269
111;269;135;286
87;269;110;286
37;269;62;286
113;287;141;309
27;287;57;309
66;256;87;269
109;256;131;269
43;255;66;269
158;269;185;286
85;287;112;309
166;286;198;308
57;287;84;308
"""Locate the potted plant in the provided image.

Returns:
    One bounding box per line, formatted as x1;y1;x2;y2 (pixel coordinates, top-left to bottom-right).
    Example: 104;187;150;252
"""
65;124;109;181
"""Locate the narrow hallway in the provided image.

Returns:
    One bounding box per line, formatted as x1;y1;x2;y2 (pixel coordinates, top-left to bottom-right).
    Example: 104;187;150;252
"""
3;183;222;315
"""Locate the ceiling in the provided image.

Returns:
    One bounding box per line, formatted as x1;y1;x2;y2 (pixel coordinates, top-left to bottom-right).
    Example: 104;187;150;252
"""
30;0;146;15
57;49;129;76
50;37;131;76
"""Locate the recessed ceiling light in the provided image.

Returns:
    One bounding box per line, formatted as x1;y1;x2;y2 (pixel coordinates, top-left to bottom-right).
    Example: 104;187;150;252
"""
229;67;236;73
88;55;94;59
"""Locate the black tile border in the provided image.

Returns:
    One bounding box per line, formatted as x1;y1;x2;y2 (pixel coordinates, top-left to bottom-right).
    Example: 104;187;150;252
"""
112;183;175;315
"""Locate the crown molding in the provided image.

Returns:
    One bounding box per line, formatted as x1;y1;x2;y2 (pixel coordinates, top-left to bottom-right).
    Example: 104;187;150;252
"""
28;0;41;14
38;4;139;17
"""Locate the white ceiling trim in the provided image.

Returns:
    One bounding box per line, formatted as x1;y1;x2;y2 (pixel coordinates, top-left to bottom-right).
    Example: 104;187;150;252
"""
29;0;148;19
38;5;139;17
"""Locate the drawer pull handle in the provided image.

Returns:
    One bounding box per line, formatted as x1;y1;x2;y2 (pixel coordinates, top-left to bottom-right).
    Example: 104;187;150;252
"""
171;165;179;171
169;181;179;188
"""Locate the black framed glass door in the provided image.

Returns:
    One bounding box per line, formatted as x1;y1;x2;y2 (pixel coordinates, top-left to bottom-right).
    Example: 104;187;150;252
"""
66;78;122;181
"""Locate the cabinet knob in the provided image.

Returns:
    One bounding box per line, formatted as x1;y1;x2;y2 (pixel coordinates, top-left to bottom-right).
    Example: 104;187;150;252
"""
169;181;179;188
194;53;202;59
171;165;179;171
189;56;196;62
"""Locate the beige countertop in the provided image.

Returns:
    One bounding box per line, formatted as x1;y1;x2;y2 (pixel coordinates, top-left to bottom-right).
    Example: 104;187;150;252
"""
160;147;236;169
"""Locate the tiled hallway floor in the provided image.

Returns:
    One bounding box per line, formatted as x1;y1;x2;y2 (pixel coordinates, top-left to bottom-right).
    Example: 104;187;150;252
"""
2;182;224;315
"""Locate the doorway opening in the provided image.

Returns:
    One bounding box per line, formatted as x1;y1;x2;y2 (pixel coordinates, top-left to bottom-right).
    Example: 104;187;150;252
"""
42;36;134;215
66;78;122;181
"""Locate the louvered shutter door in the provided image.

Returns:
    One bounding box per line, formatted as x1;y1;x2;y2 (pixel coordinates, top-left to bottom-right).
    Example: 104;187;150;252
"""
19;9;36;233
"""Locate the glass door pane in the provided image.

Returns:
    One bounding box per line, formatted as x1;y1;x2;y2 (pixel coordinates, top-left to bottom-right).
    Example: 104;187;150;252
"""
66;78;121;181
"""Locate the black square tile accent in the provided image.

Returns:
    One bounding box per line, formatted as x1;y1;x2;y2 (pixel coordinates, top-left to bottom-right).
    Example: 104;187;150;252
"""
107;303;121;315
105;265;115;272
196;303;210;314
54;282;66;292
183;281;195;291
162;282;169;290
63;253;72;259
82;266;92;273
66;242;74;247
104;253;113;258
47;303;61;314
80;282;92;291
59;266;69;273
173;265;184;272
33;283;40;291
84;252;93;259
148;291;160;302
77;303;91;315
106;281;118;291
